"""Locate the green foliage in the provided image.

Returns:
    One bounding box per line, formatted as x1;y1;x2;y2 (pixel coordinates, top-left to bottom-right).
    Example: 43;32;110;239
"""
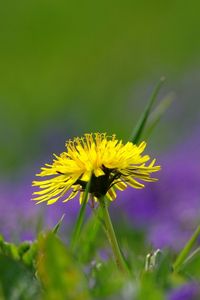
52;214;65;234
0;234;38;271
1;219;200;299
138;272;165;300
71;179;92;251
0;235;19;260
178;247;200;280
90;260;129;299
0;255;40;300
173;225;200;272
37;232;91;300
76;211;102;263
21;241;38;269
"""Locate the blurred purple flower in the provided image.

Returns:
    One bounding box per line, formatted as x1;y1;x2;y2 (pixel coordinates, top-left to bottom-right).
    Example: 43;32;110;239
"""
117;128;200;250
0;169;80;242
168;283;200;300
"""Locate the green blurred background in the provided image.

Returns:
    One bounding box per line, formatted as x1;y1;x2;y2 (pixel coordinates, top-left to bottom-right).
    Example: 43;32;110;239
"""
1;0;200;177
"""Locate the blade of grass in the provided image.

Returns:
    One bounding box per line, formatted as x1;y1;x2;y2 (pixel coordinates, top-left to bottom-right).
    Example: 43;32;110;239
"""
143;92;174;140
181;246;200;268
173;225;200;272
70;178;91;251
130;76;166;144
52;214;65;234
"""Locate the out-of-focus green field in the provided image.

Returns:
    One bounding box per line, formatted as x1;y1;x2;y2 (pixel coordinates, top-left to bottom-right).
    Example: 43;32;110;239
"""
0;0;200;175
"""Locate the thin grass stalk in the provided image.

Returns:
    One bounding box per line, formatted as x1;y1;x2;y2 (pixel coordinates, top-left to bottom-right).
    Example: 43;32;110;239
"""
173;225;200;272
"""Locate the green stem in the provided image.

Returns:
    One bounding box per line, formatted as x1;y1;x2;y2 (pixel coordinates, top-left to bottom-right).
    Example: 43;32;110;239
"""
99;196;129;274
173;225;200;272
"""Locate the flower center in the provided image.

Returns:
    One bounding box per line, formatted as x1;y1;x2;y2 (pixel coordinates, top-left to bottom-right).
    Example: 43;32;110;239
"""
76;166;120;198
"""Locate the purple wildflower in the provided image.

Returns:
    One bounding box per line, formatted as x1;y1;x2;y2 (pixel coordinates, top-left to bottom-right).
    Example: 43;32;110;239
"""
117;128;200;250
168;283;200;300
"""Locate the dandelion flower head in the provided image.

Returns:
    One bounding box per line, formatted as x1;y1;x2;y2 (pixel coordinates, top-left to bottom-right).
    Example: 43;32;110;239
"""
32;133;160;205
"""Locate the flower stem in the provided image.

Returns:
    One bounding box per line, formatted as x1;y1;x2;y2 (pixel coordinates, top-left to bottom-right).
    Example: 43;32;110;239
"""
99;196;129;275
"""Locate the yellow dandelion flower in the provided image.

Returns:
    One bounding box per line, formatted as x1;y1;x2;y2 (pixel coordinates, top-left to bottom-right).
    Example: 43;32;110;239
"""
32;133;160;205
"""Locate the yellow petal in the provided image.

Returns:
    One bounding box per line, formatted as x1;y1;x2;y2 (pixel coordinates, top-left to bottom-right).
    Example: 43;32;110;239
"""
126;177;144;189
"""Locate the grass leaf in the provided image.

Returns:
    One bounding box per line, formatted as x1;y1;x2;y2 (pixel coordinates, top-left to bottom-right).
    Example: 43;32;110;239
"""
52;214;65;234
173;225;200;272
130;76;165;144
143;92;174;140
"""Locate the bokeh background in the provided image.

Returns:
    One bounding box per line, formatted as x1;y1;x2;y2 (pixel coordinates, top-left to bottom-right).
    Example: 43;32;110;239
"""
0;1;200;248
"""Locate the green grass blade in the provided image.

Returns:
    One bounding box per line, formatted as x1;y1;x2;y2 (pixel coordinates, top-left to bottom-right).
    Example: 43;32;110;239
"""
52;214;65;234
70;178;91;251
173;225;200;272
130;76;165;144
143;92;174;140
181;246;200;268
